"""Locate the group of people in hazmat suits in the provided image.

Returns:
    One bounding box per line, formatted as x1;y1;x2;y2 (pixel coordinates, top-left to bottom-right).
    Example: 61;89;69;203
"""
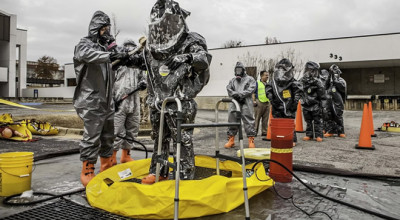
224;58;346;148
73;0;211;187
73;0;346;187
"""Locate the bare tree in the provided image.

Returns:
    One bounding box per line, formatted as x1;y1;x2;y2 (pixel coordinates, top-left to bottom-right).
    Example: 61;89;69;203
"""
265;36;281;45
111;13;121;40
222;40;244;48
34;55;59;79
238;52;276;78
277;48;305;79
238;48;306;80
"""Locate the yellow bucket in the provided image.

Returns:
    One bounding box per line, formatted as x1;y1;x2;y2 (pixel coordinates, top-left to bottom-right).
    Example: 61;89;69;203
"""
0;152;34;196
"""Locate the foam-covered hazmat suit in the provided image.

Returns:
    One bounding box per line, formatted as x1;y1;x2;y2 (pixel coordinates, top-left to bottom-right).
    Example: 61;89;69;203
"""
319;69;330;132
224;62;257;149
300;61;326;141
73;11;124;186
141;0;212;184
324;64;347;137
112;40;147;164
265;58;301;143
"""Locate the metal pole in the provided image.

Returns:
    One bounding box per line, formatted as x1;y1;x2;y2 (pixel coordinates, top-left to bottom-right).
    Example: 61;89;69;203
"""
173;98;182;220
312;120;315;140
155;97;179;183
234;100;250;220
215;100;221;175
155;102;166;183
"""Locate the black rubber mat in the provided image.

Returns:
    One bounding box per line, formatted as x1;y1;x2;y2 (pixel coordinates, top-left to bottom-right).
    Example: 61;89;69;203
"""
1;199;133;220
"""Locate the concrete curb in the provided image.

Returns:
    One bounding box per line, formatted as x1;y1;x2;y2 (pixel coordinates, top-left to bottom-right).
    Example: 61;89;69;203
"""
56;127;83;136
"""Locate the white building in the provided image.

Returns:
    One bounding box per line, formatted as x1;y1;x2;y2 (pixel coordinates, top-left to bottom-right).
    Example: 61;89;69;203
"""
0;9;27;98
37;33;400;110
195;33;400;110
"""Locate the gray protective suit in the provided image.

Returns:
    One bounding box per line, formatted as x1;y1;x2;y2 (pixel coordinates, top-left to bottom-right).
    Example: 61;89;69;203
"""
144;0;212;180
325;64;347;135
300;61;326;138
226;62;257;137
73;11;115;163
265;59;302;142
113;62;146;150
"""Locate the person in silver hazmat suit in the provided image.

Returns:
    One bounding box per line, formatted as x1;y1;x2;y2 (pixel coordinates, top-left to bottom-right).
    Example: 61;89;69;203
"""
73;11;129;187
300;61;327;142
140;0;212;184
224;62;257;149
111;40;147;165
324;64;347;138
265;58;302;146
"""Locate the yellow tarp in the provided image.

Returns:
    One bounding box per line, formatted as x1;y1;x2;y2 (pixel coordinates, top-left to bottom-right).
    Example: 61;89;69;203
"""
237;148;271;160
0;113;58;136
86;155;274;219
23;119;59;135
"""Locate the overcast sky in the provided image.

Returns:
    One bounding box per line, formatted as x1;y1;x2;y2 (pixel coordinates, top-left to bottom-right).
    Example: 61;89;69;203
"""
2;0;400;65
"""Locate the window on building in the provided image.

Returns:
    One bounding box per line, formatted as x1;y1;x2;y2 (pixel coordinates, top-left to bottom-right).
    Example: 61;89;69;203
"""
67;78;77;87
0;14;10;42
245;66;257;80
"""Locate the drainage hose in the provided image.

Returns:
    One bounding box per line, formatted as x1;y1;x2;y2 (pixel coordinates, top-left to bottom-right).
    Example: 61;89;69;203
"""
116;135;148;159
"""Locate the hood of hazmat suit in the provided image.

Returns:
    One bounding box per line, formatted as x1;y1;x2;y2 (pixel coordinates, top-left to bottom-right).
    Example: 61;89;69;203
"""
88;11;113;46
234;61;246;80
123;39;137;52
303;61;320;81
273;58;294;86
148;0;191;60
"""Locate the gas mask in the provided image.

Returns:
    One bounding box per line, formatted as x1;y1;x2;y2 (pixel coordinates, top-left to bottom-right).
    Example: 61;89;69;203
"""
329;64;342;78
304;69;319;79
273;59;294;84
99;28;115;46
235;67;244;79
320;69;329;81
123;40;137;53
303;61;320;80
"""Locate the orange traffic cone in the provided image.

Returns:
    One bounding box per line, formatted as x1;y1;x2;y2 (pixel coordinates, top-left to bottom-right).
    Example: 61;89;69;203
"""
295;101;304;133
368;101;377;137
262;107;273;141
355;103;375;150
